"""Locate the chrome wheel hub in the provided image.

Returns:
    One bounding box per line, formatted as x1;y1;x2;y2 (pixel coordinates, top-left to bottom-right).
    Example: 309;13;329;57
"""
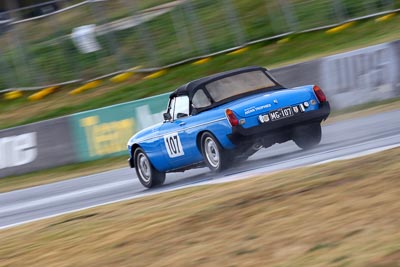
138;153;151;182
204;137;220;168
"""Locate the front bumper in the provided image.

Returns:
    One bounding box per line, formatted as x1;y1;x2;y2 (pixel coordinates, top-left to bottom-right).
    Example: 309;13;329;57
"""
228;102;330;144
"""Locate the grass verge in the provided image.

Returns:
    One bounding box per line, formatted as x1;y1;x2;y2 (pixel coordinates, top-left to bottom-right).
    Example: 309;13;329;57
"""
1;97;399;193
1;147;399;266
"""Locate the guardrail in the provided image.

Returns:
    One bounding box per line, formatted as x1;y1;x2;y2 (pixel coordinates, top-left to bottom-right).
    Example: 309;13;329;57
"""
0;40;399;178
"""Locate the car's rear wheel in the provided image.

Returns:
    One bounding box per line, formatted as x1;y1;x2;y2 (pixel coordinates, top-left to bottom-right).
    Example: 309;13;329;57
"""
293;123;322;150
201;132;230;172
134;148;165;188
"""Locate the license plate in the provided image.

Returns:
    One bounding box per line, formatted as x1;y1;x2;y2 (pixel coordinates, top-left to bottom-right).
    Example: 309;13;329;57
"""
269;107;293;121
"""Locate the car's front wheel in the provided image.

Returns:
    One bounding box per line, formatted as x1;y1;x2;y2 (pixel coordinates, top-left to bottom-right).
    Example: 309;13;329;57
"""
200;132;230;172
134;148;165;188
293;123;322;150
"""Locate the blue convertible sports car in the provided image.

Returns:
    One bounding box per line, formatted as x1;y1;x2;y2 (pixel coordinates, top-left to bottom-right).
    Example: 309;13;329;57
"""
127;66;330;188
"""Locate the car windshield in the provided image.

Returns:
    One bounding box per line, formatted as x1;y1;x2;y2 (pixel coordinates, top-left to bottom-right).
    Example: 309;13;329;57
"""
205;70;277;102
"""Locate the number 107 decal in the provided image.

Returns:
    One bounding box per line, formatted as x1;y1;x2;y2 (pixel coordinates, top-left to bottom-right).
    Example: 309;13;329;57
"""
164;133;184;158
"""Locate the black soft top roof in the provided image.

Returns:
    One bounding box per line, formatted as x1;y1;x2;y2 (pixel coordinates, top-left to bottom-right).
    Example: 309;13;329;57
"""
170;66;269;99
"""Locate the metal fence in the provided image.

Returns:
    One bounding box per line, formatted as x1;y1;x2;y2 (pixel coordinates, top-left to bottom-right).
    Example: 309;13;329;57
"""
0;0;399;91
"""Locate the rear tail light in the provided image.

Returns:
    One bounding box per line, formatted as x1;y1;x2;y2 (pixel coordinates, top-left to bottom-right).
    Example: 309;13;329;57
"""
313;85;327;103
225;109;239;126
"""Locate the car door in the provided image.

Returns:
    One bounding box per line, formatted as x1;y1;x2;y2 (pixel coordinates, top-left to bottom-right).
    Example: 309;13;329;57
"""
159;95;201;170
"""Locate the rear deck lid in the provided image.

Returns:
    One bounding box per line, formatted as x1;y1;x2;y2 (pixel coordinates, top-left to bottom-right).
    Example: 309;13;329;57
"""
229;86;315;118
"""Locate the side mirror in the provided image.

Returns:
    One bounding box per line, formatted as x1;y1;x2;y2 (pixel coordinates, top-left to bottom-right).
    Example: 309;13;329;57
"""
163;112;172;121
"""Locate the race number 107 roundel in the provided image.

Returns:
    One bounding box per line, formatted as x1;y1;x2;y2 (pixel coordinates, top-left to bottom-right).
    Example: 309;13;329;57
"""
163;133;184;158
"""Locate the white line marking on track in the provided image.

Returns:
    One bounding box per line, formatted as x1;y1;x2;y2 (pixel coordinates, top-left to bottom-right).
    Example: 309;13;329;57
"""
314;144;400;165
0;180;134;215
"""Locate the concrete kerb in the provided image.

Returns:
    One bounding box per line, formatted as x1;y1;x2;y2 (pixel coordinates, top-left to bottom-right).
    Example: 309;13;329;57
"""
28;86;59;101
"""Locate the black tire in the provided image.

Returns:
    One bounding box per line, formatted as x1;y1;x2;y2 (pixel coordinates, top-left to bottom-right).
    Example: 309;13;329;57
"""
293;123;322;150
200;132;230;172
134;148;165;188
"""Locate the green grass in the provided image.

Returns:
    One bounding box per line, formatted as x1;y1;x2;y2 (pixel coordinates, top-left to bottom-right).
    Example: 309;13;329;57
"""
1;12;399;130
1;0;398;88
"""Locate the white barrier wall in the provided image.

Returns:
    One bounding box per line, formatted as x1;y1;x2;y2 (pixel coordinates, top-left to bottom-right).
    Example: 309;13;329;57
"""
0;117;76;177
321;41;399;109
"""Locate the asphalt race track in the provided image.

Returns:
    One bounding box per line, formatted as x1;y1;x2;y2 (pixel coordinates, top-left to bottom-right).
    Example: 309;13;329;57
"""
1;109;399;229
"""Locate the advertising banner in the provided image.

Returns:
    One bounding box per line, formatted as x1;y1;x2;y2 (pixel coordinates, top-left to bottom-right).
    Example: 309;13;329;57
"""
0;117;76;178
69;93;169;161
